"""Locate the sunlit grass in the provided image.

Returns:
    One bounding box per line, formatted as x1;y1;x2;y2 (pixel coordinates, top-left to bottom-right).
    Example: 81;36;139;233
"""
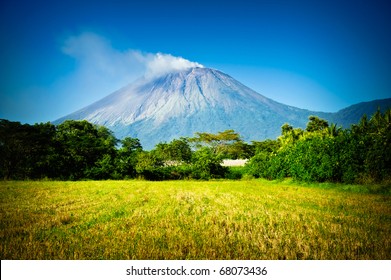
0;179;390;259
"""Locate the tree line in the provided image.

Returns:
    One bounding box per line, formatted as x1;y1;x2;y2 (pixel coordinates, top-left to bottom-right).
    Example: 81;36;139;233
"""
1;108;390;183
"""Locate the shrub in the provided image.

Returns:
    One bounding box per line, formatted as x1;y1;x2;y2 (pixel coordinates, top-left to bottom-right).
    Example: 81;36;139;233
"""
191;147;227;180
225;166;246;180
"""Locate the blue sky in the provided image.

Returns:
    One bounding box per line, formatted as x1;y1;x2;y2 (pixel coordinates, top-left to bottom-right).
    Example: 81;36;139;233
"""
1;0;390;124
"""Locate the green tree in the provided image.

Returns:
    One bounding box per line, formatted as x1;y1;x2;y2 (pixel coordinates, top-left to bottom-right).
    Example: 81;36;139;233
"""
336;130;364;183
251;139;279;154
0;120;33;179
306;116;329;132
278;123;304;148
363;109;391;181
55;120;117;180
135;151;164;180
190;129;249;158
115;137;143;178
28;122;57;178
245;139;280;179
286;136;338;182
326;123;342;137
154;138;192;163
191;147;227;179
0;120;56;179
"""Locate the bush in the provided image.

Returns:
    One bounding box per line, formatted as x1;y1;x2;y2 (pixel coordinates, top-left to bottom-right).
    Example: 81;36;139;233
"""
245;151;270;178
191;147;227;180
164;164;194;180
225;167;246;180
287;137;337;182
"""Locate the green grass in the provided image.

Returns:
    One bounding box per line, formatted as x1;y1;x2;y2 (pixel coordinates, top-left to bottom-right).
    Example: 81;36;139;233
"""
0;179;390;259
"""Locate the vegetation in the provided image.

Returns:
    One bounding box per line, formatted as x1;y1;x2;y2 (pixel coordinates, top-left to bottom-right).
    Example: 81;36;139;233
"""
1;180;390;260
245;111;391;184
1;108;390;183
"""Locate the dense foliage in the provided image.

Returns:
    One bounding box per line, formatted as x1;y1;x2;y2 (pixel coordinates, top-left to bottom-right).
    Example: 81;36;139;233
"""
1;109;390;182
246;110;391;183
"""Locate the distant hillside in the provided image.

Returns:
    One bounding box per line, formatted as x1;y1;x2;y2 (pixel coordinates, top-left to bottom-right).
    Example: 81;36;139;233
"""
330;98;391;127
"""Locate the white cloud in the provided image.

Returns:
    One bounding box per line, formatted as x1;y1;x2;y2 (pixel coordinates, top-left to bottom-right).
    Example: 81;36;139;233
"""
145;53;204;78
61;32;203;86
61;32;146;87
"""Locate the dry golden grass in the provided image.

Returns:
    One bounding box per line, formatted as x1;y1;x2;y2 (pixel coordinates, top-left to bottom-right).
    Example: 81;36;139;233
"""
0;179;390;259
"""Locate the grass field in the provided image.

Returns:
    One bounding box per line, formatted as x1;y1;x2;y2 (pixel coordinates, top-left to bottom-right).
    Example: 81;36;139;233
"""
0;179;390;260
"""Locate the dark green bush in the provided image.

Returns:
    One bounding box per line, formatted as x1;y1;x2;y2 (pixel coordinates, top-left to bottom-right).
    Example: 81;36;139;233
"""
225;166;246;180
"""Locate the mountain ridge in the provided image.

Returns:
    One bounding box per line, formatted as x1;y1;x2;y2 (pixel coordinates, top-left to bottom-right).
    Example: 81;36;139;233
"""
329;98;391;127
55;67;391;149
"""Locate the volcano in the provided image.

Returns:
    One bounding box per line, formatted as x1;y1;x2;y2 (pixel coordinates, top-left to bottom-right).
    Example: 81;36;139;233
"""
55;67;391;149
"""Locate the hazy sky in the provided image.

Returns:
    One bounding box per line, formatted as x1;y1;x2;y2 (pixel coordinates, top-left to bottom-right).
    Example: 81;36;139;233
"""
1;0;390;124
